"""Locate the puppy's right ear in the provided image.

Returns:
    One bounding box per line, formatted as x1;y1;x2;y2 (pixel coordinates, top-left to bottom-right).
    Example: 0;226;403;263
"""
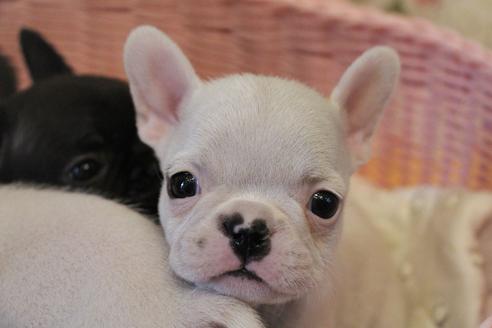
124;26;200;147
19;28;73;82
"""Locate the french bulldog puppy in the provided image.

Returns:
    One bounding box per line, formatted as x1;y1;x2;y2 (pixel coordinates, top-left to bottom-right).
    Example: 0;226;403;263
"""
123;26;400;327
0;29;161;215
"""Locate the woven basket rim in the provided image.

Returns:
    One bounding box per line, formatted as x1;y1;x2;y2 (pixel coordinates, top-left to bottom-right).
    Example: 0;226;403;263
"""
272;0;492;66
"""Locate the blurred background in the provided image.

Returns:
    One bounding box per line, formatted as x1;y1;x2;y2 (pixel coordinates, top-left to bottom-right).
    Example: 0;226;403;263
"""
353;0;492;48
1;0;491;190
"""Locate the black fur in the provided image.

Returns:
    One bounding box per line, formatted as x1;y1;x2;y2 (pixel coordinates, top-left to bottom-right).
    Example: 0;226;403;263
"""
20;28;72;81
0;53;17;98
0;28;161;216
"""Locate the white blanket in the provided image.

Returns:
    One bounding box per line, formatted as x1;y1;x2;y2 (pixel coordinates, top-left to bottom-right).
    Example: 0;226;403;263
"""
1;178;491;327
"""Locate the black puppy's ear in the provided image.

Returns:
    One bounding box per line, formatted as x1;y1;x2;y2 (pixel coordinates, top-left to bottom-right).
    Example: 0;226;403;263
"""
0;53;17;98
20;28;73;82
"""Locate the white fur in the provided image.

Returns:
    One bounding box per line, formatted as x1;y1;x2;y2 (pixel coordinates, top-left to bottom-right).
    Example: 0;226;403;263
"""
331;46;399;169
481;316;492;328
0;186;263;328
124;26;400;327
124;27;200;146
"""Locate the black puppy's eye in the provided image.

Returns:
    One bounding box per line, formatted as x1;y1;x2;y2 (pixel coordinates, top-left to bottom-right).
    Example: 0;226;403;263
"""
309;190;340;219
168;171;198;199
69;159;102;182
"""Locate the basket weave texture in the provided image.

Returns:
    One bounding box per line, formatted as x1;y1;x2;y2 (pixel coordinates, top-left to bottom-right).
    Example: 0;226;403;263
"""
1;0;491;190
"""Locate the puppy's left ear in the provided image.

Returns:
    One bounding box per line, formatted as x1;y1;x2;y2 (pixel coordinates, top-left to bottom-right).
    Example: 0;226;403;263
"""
124;26;200;148
331;46;400;171
19;28;73;82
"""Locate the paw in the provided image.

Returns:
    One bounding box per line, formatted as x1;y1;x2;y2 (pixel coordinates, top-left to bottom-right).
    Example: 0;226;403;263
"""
181;291;264;328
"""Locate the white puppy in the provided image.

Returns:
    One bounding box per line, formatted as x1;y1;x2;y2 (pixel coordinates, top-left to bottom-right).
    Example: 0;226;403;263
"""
0;26;398;328
123;26;400;327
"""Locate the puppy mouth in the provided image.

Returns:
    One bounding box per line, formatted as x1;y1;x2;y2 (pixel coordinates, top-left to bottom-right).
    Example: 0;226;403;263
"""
208;266;297;304
222;267;263;282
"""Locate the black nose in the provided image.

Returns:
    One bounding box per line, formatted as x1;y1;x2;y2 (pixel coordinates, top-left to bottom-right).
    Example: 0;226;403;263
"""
221;214;271;264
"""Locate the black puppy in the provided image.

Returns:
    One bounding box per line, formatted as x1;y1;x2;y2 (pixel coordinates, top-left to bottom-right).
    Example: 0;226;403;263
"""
0;29;161;216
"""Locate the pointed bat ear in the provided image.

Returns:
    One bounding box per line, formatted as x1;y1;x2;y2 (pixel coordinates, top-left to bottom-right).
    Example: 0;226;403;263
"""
124;26;200;148
19;28;73;82
331;46;400;171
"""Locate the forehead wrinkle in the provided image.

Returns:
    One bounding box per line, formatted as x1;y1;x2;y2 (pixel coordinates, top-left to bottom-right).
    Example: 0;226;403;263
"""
195;133;338;189
299;168;347;195
164;153;202;175
170;74;347;188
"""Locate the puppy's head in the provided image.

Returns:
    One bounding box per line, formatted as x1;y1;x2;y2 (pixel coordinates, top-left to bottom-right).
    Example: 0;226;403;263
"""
124;26;399;304
0;29;161;215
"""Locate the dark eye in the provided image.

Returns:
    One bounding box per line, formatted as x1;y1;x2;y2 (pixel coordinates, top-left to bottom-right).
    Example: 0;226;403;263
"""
309;190;340;219
68;159;102;182
167;171;198;199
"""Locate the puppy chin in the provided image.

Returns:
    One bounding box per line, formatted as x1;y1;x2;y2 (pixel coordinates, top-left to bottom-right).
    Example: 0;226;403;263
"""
173;256;308;305
203;276;297;305
170;245;303;304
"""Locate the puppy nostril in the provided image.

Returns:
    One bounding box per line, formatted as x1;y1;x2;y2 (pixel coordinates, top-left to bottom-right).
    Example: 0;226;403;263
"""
251;219;269;237
232;230;246;246
231;229;249;260
220;213;244;237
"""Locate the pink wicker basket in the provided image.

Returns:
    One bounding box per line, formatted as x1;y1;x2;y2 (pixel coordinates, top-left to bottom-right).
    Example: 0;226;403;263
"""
1;0;491;190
